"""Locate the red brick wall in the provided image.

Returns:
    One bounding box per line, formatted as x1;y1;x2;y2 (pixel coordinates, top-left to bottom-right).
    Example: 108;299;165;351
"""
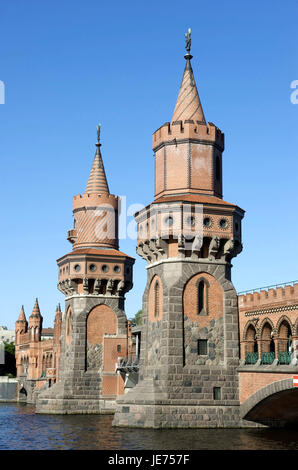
103;337;126;372
86;304;117;345
183;271;223;326
239;372;294;403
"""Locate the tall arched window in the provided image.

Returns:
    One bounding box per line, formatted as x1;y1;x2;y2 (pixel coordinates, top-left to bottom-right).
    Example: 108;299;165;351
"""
66;308;73;344
154;281;160;318
197;279;208;315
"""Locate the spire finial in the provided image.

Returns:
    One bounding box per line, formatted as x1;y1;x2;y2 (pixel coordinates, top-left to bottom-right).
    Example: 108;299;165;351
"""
184;28;193;60
85;125;110;195
96;124;101;147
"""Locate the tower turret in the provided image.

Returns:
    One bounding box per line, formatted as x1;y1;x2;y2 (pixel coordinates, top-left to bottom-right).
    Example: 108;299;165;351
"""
53;304;62;342
15;305;28;345
28;298;42;342
58;127;134;297
114;30;246;429
67;125;118;251
36;126;135;414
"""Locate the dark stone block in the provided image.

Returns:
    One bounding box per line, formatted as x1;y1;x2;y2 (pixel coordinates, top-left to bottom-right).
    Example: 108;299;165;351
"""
183;381;192;387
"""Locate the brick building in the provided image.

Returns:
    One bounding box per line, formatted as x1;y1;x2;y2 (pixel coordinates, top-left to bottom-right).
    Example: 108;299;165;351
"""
238;282;298;411
15;301;62;402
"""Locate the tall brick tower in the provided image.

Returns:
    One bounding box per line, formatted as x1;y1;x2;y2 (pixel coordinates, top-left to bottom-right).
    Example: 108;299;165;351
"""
113;31;245;428
36;127;135;414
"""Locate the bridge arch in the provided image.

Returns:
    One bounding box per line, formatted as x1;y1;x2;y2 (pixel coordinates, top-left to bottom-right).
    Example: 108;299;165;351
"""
240;378;298;427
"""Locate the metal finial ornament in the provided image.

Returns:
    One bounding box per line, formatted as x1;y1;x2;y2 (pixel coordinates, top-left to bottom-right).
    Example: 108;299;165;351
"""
184;28;193;60
96;124;101;145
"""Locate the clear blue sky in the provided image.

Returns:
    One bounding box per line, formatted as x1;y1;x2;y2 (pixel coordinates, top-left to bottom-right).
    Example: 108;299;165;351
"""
0;0;297;329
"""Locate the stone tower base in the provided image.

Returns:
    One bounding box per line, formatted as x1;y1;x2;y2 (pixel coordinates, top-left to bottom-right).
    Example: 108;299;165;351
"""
112;377;257;428
35;375;115;415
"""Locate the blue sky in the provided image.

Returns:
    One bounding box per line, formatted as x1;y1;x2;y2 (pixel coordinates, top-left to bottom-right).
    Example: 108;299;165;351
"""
0;0;297;329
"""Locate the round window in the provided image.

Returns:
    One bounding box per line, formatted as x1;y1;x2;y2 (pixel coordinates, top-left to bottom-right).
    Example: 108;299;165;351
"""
219;219;228;229
186;216;195;227
101;265;109;273
74;264;81;272
203;217;212;228
114;265;120;273
164;216;173;226
89;264;97;272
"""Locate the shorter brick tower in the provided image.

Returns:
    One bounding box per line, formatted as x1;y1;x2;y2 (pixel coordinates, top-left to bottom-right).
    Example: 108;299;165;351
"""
15;300;62;402
36;127;134;414
113;31;246;428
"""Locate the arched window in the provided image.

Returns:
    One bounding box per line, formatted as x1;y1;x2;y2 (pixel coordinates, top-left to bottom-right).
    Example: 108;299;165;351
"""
278;320;291;352
244;324;258;364
278;319;292;364
261;321;275;364
66;308;73;344
197;279;208;315
154;281;160;318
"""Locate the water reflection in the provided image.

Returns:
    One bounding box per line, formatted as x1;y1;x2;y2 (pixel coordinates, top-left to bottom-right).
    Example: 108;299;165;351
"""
1;403;298;450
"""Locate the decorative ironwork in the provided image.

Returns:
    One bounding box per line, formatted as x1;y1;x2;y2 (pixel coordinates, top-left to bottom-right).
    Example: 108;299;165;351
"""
96;124;101;144
245;352;258;365
238;280;298;296
117;356;139;373
185;28;191;53
278;351;292;365
261;352;275;365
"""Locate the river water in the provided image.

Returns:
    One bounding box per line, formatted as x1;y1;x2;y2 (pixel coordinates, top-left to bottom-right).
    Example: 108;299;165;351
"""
1;403;298;450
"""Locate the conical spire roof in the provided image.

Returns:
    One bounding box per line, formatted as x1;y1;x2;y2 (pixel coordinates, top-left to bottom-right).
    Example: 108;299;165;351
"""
85;125;110;195
30;298;41;317
17;305;26;322
172;30;206;124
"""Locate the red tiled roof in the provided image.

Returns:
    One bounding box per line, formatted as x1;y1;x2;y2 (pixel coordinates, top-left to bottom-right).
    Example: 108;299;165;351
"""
57;248;135;261
153;194;244;211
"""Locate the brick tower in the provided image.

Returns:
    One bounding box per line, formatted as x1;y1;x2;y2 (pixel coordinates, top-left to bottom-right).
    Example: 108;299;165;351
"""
113;31;246;428
36;127;135;414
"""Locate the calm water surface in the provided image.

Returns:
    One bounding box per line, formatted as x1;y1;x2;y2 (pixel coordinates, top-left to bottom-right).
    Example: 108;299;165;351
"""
1;403;298;450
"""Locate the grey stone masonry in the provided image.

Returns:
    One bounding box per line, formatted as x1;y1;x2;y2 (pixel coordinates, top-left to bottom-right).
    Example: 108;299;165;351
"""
113;258;253;428
36;295;127;414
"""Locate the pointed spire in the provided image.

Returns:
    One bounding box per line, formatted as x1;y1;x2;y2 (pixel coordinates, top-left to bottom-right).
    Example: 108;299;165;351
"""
85;125;110;195
55;303;62;321
30;298;41;317
172;29;206;124
17;305;26;322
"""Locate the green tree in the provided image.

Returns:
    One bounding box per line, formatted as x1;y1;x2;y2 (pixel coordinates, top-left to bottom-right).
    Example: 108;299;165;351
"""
130;310;142;326
0;342;16;377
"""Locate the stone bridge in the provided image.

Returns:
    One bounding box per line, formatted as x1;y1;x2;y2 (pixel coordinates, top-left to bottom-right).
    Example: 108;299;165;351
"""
239;369;298;427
